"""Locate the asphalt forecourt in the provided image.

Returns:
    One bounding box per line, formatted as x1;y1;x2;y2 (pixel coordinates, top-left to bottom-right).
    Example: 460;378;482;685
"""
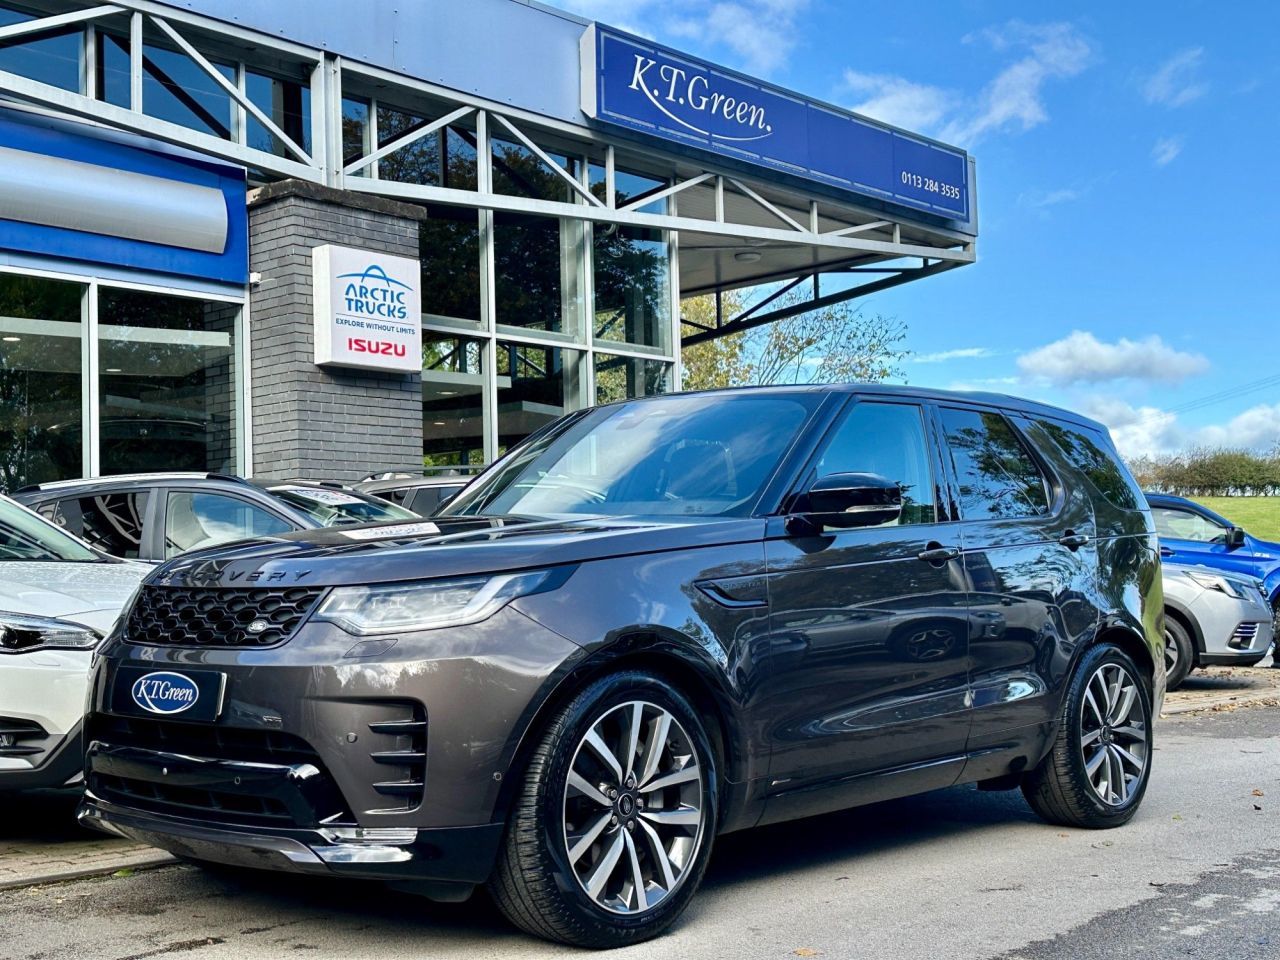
3;665;1273;894
0;685;1275;960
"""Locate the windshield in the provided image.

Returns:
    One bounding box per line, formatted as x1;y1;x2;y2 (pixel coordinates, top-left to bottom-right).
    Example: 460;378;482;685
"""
441;393;819;520
268;486;418;527
0;497;99;562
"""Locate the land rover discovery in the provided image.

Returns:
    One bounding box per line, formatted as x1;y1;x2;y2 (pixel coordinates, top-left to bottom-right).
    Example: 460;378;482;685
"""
79;385;1164;948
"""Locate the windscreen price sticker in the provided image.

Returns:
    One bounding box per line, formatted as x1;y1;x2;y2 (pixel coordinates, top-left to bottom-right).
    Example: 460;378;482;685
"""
900;170;963;202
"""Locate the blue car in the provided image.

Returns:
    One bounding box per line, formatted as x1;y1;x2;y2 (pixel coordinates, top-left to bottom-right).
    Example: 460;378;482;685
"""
1145;493;1280;623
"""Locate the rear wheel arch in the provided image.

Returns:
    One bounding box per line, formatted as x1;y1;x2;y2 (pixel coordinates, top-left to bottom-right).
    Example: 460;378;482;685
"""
1093;624;1158;692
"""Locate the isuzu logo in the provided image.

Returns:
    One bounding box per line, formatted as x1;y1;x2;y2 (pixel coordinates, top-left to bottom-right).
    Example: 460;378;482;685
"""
130;671;199;715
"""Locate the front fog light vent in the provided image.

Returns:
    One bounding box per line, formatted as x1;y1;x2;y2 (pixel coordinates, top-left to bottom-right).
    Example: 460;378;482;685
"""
0;717;46;758
368;703;427;809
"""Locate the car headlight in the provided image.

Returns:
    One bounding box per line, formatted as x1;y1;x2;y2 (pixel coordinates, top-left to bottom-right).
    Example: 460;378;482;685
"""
0;612;102;654
312;568;573;636
1184;571;1246;599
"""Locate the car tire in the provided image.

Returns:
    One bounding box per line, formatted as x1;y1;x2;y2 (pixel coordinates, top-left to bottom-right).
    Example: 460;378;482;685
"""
489;670;717;948
1163;616;1194;691
1021;643;1153;829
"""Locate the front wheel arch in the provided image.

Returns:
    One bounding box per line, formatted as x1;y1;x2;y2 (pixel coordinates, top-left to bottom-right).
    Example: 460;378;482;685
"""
491;638;738;835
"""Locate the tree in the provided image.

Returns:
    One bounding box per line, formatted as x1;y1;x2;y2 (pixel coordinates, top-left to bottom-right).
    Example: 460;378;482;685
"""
680;288;908;391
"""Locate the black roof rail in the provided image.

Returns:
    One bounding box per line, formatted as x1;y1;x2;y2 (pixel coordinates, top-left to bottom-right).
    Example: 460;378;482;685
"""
206;473;252;485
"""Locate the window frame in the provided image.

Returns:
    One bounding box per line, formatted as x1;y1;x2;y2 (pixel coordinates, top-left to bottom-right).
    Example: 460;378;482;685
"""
44;488;153;560
779;395;951;527
157;485;299;559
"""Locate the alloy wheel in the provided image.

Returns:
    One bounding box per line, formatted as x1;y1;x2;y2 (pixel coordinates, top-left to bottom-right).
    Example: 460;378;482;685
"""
562;700;705;915
1079;662;1148;806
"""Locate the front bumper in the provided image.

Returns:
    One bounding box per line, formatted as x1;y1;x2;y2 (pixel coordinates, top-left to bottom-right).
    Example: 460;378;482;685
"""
81;605;583;886
0;721;84;791
79;792;503;887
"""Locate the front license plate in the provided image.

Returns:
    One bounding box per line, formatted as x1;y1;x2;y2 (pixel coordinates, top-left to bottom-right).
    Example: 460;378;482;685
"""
111;666;226;723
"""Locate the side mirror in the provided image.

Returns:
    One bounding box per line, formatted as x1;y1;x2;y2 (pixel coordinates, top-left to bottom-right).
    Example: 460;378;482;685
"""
795;472;902;530
1227;526;1247;549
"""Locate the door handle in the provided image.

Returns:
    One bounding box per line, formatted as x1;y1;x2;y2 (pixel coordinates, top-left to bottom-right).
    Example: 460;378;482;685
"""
1059;531;1090;550
1159;546;1174;559
918;542;960;565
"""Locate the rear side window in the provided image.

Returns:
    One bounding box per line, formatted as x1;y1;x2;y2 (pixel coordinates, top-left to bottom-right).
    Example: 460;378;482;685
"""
45;491;150;559
940;408;1049;520
1036;420;1141;510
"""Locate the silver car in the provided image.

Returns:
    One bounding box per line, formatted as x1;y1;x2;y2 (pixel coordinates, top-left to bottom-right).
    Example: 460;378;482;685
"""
1162;563;1274;689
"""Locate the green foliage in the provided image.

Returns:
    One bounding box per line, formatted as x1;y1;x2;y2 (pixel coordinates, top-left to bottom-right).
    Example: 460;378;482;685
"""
1128;448;1280;497
680;288;908;391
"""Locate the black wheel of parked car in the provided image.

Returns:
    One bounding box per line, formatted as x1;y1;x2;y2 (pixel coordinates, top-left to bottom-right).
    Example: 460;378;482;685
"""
1163;615;1194;690
1021;643;1153;829
489;670;717;948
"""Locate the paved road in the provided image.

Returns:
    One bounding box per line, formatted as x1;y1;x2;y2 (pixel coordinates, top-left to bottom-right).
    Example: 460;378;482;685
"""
1;706;1276;960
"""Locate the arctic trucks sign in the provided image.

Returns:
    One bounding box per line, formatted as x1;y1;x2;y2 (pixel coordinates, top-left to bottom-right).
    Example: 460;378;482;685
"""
313;244;422;373
580;24;972;228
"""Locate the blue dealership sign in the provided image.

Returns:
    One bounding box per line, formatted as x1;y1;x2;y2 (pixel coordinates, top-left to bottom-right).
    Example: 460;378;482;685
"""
581;25;972;230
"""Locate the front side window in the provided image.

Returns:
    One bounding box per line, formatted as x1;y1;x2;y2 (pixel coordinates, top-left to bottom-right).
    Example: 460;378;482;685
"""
164;492;292;558
1152;507;1227;544
941;408;1050;521
442;394;819;520
0;497;97;562
47;492;149;559
811;401;938;525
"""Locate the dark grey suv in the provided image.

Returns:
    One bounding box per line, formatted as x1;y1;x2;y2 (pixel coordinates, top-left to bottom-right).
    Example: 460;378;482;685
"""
80;386;1164;947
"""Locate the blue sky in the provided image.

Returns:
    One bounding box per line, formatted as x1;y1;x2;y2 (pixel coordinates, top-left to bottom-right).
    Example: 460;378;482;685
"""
548;0;1280;459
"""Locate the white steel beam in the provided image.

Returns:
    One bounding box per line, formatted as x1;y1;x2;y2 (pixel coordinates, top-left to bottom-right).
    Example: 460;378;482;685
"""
0;67;321;180
726;177;806;233
492;113;604;208
618;172;712;213
151;15;312;164
0;5;122;43
342;177;974;264
344;104;474;176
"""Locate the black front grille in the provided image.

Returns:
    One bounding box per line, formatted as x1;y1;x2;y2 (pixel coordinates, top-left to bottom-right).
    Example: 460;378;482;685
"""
92;773;294;826
123;585;325;647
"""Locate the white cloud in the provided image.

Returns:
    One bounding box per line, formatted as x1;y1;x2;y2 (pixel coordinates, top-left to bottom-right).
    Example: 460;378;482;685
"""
939;22;1092;146
840;21;1092;148
1143;48;1208;108
550;0;810;74
1017;330;1209;386
912;347;994;364
842;70;957;131
1083;397;1280;459
1151;135;1184;166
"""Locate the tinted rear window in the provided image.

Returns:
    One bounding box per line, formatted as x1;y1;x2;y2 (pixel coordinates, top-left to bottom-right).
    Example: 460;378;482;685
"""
940;407;1050;520
1036;419;1141;511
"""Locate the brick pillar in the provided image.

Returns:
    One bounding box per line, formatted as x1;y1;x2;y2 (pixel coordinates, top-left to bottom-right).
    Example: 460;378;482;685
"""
247;181;424;482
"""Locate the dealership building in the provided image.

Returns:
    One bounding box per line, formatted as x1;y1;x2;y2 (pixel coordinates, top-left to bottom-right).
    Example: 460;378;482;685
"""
0;0;978;486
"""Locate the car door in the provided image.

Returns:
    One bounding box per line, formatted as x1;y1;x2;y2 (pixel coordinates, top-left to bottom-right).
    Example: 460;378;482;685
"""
935;405;1100;765
758;396;971;824
156;488;296;559
1151;505;1261;576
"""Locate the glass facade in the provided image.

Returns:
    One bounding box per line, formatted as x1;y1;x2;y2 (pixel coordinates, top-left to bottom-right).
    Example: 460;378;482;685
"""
0;270;243;489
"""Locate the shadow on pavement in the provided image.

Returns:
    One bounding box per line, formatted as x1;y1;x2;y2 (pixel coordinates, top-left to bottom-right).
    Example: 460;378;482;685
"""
0;789;93;843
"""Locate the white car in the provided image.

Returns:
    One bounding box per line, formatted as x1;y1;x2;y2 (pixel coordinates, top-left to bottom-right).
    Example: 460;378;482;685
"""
0;494;145;790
